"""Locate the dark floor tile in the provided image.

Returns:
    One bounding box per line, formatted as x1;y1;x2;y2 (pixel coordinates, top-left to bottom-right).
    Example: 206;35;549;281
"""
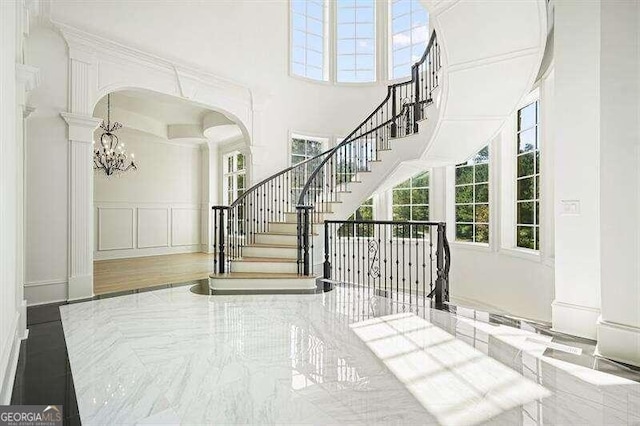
27;302;66;326
16;372;74;407
20;345;71;381
12;341;27;391
26;322;67;355
64;415;82;426
11;385;24;405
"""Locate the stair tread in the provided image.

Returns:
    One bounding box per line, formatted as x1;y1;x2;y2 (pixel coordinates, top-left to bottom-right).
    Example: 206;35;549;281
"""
232;257;297;263
210;272;315;279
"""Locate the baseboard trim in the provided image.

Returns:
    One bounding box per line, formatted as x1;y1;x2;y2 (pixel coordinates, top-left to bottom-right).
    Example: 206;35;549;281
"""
24;279;67;306
551;299;600;339
596;317;640;367
0;313;21;405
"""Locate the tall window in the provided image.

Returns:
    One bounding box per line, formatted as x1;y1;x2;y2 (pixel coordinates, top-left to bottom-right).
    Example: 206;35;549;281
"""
339;197;374;237
390;0;429;79
291;0;326;81
516;100;540;250
291;136;326;200
336;0;376;83
223;152;246;205
392;171;429;221
455;146;490;244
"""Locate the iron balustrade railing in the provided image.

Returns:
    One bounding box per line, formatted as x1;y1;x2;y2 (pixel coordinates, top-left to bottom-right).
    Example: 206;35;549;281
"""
296;30;441;275
323;220;451;306
211;30;441;277
211;150;333;274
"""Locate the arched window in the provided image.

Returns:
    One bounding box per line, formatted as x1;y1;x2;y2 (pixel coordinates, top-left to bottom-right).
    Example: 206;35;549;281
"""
291;0;327;81
389;0;429;80
455;146;490;244
336;0;376;83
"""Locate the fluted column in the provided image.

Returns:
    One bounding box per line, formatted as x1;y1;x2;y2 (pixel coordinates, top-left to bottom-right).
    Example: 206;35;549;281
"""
61;113;101;300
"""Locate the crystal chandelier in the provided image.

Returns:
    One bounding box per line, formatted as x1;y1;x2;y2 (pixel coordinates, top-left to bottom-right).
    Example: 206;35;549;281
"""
94;93;137;176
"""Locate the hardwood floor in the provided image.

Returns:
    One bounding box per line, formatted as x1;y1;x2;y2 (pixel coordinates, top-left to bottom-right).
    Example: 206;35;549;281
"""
93;252;215;295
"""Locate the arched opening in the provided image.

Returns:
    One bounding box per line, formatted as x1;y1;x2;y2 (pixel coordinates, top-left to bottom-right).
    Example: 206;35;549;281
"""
90;88;249;294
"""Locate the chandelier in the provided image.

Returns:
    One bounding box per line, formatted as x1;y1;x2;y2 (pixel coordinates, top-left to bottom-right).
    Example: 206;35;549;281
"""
93;94;137;176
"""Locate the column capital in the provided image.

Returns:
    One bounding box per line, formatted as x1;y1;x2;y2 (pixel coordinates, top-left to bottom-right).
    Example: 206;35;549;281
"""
60;112;102;143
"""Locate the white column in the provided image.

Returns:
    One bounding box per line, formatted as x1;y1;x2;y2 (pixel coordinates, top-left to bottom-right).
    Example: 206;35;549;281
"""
61;113;101;300
552;0;602;339
61;42;100;300
596;0;640;367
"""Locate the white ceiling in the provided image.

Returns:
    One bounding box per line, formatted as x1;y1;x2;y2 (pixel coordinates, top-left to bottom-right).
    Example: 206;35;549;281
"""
93;89;243;144
95;90;218;126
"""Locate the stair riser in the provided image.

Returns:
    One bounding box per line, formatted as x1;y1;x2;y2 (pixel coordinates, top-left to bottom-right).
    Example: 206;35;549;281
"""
209;277;317;291
255;234;298;246
283;212;331;223
232;261;298;274
242;246;298;259
269;223;321;234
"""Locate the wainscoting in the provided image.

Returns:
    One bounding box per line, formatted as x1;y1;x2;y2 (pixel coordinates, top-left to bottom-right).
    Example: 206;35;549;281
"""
94;203;204;260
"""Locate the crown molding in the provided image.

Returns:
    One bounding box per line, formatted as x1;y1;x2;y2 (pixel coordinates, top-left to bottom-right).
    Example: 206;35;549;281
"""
54;21;252;101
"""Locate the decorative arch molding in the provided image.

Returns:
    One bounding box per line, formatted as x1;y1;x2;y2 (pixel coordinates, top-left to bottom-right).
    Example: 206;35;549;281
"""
54;22;263;300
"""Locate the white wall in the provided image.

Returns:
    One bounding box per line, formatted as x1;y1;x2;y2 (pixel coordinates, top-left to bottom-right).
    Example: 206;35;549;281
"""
24;25;70;304
597;0;640;366
94;127;204;260
0;0;28;404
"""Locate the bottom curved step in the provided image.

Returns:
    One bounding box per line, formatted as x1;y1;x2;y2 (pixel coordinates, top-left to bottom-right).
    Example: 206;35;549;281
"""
209;272;318;292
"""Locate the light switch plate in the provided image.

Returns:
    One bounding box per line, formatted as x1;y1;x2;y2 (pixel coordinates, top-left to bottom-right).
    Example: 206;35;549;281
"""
560;200;580;216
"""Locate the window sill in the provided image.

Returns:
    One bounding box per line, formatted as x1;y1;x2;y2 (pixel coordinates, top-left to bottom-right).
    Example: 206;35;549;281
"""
450;241;491;253
499;246;542;262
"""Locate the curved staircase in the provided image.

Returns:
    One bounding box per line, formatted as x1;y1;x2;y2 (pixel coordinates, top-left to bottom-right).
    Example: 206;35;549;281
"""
210;0;547;293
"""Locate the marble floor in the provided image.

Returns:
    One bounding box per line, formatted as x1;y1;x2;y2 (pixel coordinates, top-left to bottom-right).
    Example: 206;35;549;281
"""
58;283;640;425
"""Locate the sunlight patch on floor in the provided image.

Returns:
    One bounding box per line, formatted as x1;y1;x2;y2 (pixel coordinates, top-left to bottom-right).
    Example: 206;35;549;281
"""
350;312;551;426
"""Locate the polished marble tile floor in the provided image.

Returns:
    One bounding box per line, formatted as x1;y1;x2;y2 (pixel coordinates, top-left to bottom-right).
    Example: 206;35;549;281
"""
33;283;640;425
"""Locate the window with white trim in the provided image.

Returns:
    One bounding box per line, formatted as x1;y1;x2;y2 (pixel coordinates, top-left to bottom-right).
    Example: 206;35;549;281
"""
339;197;375;237
516;100;540;250
392;171;429;238
223;152;246;205
390;0;429;79
336;0;376;83
291;135;326;201
291;0;327;81
455;146;490;244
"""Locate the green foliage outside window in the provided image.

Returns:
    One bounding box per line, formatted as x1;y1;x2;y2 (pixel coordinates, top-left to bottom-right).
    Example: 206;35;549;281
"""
455;146;490;244
338;198;375;238
516;101;540;251
392;171;429;237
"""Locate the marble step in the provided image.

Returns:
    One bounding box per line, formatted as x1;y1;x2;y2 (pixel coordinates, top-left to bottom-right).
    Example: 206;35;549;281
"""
283;211;333;223
254;232;318;246
209;272;317;292
242;244;297;259
269;221;322;234
231;257;298;274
